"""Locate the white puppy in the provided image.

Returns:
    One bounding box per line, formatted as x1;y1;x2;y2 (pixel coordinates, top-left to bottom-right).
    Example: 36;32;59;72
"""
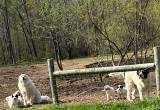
102;85;115;101
5;91;24;109
124;70;149;101
18;74;42;106
115;85;127;99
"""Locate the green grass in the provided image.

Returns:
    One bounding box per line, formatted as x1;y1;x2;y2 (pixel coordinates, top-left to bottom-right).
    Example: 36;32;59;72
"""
18;98;160;110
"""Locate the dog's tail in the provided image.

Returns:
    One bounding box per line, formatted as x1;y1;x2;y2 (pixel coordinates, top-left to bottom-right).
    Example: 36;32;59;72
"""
40;95;52;104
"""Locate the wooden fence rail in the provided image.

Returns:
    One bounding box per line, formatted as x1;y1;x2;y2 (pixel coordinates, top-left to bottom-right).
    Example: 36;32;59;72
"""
47;46;160;104
53;63;155;76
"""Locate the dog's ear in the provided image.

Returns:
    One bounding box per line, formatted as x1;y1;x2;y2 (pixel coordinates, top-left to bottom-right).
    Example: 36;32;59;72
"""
137;69;149;79
142;69;149;79
142;69;149;74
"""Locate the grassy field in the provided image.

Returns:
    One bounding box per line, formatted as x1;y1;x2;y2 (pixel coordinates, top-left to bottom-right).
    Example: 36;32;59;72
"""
21;98;160;110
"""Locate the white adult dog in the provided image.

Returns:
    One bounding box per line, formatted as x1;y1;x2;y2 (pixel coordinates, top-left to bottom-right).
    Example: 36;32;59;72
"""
5;91;24;109
18;74;42;106
115;85;127;99
124;70;149;101
18;74;52;106
102;85;115;101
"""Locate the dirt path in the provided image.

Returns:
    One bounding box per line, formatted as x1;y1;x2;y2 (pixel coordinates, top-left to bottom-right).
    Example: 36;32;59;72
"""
0;58;157;109
0;58;96;109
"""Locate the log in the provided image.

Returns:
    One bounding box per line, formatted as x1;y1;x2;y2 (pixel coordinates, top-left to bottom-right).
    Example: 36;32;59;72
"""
53;63;155;76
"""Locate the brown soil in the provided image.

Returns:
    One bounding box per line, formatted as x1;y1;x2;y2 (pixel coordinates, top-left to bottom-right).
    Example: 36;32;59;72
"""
0;58;157;109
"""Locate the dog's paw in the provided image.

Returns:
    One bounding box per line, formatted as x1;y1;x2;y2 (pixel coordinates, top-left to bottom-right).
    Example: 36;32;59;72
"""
127;97;133;101
132;96;136;100
128;99;133;101
26;103;32;107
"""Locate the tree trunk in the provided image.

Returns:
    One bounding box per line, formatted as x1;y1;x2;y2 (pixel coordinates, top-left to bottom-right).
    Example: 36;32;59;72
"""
4;0;15;64
17;8;33;57
22;0;38;58
51;30;63;70
0;37;7;64
134;1;139;64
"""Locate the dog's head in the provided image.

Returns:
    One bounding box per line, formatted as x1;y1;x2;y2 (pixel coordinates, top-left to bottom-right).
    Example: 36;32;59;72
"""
137;69;149;79
115;85;124;93
18;74;30;83
5;95;19;108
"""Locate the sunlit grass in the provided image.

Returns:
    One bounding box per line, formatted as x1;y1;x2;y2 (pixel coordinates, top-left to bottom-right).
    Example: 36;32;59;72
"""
18;98;160;110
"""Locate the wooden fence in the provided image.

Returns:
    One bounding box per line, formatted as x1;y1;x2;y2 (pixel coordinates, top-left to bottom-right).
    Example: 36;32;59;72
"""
47;46;160;104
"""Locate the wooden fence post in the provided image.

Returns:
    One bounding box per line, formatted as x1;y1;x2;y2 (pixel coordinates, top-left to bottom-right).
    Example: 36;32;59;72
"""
47;59;59;104
154;47;160;97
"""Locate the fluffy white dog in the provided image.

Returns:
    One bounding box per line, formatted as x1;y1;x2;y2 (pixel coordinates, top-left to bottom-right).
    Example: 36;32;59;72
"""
102;85;115;101
5;91;23;109
18;74;52;106
18;74;42;106
115;85;127;99
124;70;149;101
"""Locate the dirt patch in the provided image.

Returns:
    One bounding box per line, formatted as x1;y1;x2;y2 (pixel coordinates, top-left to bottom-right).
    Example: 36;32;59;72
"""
0;58;157;109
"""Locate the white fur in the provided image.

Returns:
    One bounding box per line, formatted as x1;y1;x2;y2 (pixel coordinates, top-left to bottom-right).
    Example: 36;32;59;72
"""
5;91;23;109
124;71;147;101
40;95;52;104
18;74;42;106
102;85;115;101
108;72;125;78
115;85;127;99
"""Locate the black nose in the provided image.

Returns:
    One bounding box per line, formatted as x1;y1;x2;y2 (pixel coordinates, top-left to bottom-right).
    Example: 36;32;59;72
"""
15;95;18;98
22;77;26;80
120;85;123;88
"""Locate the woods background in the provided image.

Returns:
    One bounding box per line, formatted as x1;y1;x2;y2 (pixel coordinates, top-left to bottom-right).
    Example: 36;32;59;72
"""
0;0;160;66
